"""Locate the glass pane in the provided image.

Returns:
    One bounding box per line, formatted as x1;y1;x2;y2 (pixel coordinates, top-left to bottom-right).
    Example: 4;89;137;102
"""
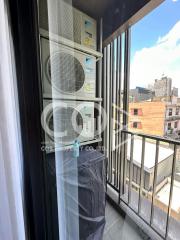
39;0;105;239
128;1;180;239
129;0;180;139
36;0;180;239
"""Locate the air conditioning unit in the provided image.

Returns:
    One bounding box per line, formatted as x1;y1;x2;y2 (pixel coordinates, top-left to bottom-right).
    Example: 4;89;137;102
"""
39;0;97;50
41;37;96;99
42;100;94;150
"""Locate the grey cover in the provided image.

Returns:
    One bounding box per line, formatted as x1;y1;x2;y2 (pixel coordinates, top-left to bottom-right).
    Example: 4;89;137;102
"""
46;149;106;240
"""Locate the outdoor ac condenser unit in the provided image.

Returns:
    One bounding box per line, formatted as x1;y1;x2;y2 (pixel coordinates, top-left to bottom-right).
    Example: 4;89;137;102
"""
41;37;96;99
39;0;97;50
42;100;94;151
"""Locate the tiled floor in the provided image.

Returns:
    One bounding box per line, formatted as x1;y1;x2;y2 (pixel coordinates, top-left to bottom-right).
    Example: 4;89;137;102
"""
103;201;150;240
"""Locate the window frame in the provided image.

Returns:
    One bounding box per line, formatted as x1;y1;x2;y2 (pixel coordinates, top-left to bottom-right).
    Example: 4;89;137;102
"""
133;122;138;128
168;122;172;130
176;107;179;115
168;108;173;116
174;121;178;129
134;108;138;115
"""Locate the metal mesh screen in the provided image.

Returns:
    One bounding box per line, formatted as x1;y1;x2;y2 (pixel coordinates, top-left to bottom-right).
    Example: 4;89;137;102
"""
47;52;85;93
48;107;83;143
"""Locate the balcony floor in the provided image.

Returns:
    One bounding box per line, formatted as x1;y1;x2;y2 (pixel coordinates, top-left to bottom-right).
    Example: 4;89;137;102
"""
103;201;150;240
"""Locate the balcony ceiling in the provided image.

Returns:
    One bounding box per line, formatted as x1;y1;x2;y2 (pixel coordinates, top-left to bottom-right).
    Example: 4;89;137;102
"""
72;0;117;19
66;0;163;42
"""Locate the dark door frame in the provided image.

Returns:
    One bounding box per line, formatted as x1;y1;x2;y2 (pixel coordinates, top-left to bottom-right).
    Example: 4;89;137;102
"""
7;0;47;239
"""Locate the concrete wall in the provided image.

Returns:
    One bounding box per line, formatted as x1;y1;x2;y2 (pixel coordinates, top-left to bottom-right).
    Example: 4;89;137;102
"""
126;154;173;191
126;162;153;191
150;154;173;187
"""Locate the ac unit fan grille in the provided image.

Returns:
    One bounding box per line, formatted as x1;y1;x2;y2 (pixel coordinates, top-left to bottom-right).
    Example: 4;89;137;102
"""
48;107;83;143
47;52;85;93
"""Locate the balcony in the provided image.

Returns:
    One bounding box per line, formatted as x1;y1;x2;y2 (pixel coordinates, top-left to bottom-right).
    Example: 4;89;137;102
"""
165;115;180;121
104;201;148;240
165;129;180;140
106;130;180;240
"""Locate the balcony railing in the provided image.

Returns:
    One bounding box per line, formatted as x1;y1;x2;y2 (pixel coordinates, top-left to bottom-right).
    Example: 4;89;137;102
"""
102;27;180;240
166;115;180;121
107;130;180;240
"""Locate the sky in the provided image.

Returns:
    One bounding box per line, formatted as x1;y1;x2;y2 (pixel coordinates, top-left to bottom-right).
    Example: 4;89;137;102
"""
130;0;180;93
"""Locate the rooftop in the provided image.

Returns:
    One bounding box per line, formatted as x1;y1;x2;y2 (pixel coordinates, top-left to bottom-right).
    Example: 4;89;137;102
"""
127;138;174;171
156;179;180;213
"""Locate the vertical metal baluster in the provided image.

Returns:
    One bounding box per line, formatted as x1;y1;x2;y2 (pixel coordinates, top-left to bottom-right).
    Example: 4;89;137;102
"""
109;41;114;183
98;18;103;143
114;47;117;186
108;43;112;182
117;35;122;190
103;47;107;156
122;28;131;195
150;140;159;226
122;134;128;195
128;134;134;204
138;137;146;214
112;40;115;184
114;38;119;187
106;45;110;181
113;38;117;187
165;144;177;239
102;43;108;191
119;130;124;203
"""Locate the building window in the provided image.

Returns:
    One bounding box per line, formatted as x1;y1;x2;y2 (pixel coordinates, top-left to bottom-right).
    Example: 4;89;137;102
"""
168;108;173;116
131;108;143;116
174;121;178;129
132;122;142;129
168;122;171;130
134;109;138;115
176;107;179;115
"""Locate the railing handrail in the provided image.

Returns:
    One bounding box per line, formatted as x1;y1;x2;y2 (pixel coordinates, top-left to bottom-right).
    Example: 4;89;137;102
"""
122;130;180;145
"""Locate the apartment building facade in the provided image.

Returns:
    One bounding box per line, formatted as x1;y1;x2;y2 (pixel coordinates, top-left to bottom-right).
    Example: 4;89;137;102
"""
154;76;172;97
129;87;154;102
129;101;180;138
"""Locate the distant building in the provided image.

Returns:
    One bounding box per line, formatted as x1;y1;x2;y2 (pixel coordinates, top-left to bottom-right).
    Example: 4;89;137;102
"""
126;137;180;221
127;138;173;191
129;87;154;103
129;100;180;139
154;76;172;97
147;84;154;92
152;95;178;103
172;87;178;97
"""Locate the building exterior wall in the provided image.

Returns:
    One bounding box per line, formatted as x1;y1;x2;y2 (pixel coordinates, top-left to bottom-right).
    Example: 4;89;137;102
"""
155;155;173;185
172;87;178;97
154;77;172;97
164;104;180;138
126;154;173;191
129;102;166;136
126;161;150;190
